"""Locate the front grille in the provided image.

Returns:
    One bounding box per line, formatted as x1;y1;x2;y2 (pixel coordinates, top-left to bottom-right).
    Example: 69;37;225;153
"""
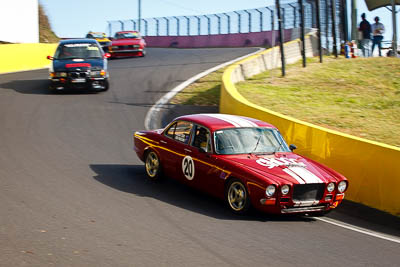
69;72;88;78
292;184;325;202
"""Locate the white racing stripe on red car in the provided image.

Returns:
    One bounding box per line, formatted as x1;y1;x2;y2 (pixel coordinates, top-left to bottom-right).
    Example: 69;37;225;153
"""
202;114;258;127
289;166;324;184
282;168;305;184
283;166;323;184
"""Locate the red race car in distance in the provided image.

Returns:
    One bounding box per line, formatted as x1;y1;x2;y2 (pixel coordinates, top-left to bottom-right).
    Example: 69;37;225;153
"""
134;114;348;216
108;31;146;58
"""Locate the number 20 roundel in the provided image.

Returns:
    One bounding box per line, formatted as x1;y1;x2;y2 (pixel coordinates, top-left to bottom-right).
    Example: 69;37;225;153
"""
182;156;195;180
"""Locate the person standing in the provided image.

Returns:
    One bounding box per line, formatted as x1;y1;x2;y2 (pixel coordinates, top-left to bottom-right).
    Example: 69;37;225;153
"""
358;13;372;57
371;16;385;57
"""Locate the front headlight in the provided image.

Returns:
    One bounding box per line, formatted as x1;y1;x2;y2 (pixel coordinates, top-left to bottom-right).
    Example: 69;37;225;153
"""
52;72;67;77
266;185;276;197
281;185;290;195
90;70;101;76
90;70;106;76
338;181;347;193
327;182;335;193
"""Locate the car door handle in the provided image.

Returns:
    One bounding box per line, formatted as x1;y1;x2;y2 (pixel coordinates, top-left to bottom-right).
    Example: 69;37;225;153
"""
184;148;192;153
160;140;167;144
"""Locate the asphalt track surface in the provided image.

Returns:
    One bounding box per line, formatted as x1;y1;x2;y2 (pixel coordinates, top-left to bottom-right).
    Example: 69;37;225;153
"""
0;48;399;266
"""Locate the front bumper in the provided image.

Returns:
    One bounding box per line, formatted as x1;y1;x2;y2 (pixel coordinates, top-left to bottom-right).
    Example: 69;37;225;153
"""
257;193;345;214
49;77;107;91
109;49;144;57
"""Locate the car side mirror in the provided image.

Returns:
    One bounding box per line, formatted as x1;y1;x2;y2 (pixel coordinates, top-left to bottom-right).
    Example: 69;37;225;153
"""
47;55;53;60
104;53;111;59
289;144;297;151
198;147;206;153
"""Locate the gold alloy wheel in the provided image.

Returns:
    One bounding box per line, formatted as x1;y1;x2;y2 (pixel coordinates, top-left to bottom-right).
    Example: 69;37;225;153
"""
227;181;247;212
145;151;159;178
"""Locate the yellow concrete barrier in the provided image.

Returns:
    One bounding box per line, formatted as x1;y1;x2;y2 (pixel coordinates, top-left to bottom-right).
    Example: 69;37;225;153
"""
220;42;400;216
0;43;57;74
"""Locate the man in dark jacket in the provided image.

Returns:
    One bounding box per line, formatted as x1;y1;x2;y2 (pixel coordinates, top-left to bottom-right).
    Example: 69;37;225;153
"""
358;13;372;57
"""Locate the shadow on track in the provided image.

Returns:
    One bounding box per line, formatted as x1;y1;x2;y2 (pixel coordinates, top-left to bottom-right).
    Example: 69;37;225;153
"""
0;79;102;95
0;79;52;95
90;163;315;223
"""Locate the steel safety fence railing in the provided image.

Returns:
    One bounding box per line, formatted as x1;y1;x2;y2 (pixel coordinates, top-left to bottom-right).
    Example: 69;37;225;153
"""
106;0;344;53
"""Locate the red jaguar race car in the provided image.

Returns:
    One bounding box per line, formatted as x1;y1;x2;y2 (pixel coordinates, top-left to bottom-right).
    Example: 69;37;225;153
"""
133;114;348;216
108;31;146;58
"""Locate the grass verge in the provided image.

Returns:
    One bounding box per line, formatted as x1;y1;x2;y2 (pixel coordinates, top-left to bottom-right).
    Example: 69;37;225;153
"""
171;56;400;147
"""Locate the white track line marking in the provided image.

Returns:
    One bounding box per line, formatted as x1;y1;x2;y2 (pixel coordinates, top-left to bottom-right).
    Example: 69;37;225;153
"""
313;217;400;244
144;48;264;130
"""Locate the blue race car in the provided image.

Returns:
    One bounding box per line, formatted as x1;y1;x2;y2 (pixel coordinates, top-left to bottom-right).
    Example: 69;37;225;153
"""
47;39;111;92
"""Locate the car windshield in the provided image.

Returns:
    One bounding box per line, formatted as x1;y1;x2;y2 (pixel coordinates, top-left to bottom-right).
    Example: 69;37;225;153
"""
91;33;105;38
214;127;290;155
116;32;140;39
54;43;102;60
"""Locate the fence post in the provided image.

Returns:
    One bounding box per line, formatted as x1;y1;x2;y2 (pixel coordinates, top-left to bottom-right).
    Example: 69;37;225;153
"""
316;0;323;62
155;18;160;36
244;10;252;33
276;0;286;76
108;22;112;37
289;4;297;28
174;16;180;36
299;0;306;67
164;17;170;36
255;9;263;31
143;19;148;36
194;16;201;35
223;13;231;34
215;14;222;34
234;11;241;33
130;20;136;31
205;15;211;35
119;20;124;31
184;16;190;36
325;0;330;54
266;7;274;31
331;0;338;57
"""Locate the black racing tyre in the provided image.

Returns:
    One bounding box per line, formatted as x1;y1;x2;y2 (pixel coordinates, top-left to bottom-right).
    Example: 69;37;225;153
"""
144;150;162;181
103;79;109;91
225;178;251;214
